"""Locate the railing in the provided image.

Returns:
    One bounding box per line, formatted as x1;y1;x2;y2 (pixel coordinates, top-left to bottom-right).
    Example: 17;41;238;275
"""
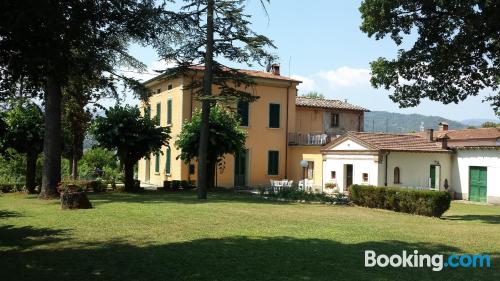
288;132;336;146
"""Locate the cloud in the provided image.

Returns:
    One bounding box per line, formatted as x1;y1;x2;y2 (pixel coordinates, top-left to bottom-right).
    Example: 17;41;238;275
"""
317;67;371;88
291;74;316;93
121;59;177;82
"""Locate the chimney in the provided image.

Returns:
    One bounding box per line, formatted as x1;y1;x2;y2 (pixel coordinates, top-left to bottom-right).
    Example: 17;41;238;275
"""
439;122;449;131
271;64;280;76
438;134;449;149
426;128;434;141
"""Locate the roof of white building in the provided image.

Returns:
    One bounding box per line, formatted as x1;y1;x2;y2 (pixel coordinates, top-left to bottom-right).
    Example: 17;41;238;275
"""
323;132;450;153
296;97;369;112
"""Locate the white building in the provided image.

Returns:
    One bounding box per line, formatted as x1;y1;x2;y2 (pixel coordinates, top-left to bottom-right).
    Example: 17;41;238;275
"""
321;128;500;204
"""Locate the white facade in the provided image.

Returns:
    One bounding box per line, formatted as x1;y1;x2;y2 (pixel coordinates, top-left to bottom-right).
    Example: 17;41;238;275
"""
451;149;500;204
322;139;453;192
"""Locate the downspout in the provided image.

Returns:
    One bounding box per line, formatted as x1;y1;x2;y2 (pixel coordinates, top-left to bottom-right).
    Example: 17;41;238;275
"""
384;151;390;186
284;83;291;178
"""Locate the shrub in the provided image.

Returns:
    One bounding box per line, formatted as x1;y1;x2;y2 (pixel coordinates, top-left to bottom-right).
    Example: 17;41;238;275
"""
171;180;180;191
180;180;190;189
163;180;171;191
349;185;451;217
88;180;107;193
266;187;349;205
58;180;87;193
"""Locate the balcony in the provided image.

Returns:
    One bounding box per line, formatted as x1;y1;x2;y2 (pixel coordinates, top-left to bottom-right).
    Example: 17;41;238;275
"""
288;133;336;146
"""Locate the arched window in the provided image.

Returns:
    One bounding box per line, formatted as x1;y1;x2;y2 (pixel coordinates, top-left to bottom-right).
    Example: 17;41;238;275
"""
394;167;401;184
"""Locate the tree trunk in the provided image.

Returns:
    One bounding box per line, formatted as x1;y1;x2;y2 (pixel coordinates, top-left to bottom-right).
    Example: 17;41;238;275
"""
39;75;62;199
197;0;214;200
124;159;135;192
71;152;79;180
207;161;215;190
26;150;37;194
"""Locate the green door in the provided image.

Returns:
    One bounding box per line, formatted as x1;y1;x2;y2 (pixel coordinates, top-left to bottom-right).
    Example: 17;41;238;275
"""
234;150;248;187
469;166;487;203
430;165;436;189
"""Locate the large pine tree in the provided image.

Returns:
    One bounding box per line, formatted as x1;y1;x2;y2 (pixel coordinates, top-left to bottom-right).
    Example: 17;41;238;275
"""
155;0;276;199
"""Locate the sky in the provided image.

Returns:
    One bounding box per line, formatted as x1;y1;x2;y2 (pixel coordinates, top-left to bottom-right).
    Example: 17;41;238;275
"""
125;0;499;122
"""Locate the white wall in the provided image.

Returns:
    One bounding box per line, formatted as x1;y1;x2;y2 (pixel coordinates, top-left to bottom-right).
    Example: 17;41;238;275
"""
386;152;453;190
329;139;368;150
452;149;500;203
322;154;379;192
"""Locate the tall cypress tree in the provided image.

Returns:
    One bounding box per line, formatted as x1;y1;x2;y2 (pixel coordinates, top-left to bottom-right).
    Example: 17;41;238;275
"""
155;0;276;199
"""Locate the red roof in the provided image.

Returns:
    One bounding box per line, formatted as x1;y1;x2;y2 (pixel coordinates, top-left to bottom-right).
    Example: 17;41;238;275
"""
296;97;369;112
411;128;500;140
189;65;301;83
324;132;449;152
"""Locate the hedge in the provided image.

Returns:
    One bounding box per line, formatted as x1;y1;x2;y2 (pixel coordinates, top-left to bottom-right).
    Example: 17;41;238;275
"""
350;185;451;217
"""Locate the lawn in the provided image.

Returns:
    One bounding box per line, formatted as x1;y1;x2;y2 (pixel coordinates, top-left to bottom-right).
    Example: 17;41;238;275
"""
0;191;499;281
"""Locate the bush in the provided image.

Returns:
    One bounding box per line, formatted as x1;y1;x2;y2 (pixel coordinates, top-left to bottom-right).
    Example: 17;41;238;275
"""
266;187;349;205
349;185;451;217
171;180;180;191
163;180;171;191
180;180;190;189
88;180;107;193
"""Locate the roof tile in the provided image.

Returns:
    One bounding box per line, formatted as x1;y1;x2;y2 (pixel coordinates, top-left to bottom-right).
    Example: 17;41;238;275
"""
296;97;369;112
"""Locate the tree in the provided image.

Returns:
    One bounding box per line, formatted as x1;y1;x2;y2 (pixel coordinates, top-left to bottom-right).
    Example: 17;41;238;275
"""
359;0;500;116
301;91;325;99
156;0;275;199
481;121;499;128
92;105;170;192
175;105;247;189
2;101;44;193
0;0;163;198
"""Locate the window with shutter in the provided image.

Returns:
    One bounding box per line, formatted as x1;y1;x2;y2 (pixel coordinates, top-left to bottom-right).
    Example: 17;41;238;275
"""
237;101;249;126
167;99;172;125
165;147;171;175
155;153;160;173
269;103;280;128
331;113;339;128
267;151;279;175
156;102;161;125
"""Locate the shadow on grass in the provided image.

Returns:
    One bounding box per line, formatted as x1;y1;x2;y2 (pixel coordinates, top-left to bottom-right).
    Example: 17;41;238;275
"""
0;210;21;219
443;215;500;224
1;235;498;281
87;190;293;206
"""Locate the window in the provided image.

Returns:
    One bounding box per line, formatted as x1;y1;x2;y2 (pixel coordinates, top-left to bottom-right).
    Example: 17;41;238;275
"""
189;164;195;175
167;83;173;91
362;173;369;182
155;153;160;173
267;151;279;175
269;103;280;128
331;113;339;128
157;88;161;94
167;99;172;125
307;161;314;180
331;171;336;179
237;100;249;126
165;147;171;175
155;102;161;125
394;167;401;184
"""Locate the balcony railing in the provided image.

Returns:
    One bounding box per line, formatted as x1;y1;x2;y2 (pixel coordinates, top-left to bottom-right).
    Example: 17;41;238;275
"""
288;133;336;146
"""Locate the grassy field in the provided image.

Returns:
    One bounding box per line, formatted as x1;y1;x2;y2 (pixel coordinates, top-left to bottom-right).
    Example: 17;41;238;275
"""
0;191;499;281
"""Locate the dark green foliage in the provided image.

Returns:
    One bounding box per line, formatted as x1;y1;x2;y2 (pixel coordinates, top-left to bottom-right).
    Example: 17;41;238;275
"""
163;180;171;191
92;105;170;192
180;180;190;189
175;105;247;188
481;121;500;128
359;0;500;116
350;185;451;217
1;101;44;193
171;180;181;191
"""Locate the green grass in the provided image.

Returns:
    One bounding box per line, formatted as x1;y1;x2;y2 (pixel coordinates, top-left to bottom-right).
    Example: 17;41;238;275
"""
0;191;499;281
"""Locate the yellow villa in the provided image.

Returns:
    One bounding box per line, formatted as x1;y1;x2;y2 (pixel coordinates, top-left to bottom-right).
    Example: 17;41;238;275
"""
137;65;369;189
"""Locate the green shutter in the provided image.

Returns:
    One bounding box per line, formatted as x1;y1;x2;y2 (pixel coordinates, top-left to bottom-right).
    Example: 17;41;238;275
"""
237;101;249;126
155;153;160;173
156;102;161;125
165;147;171;174
269;104;280;128
167;99;172;125
268;151;279;175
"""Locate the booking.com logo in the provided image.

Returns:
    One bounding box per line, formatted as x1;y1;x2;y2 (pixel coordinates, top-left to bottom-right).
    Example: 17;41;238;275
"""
365;250;491;271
